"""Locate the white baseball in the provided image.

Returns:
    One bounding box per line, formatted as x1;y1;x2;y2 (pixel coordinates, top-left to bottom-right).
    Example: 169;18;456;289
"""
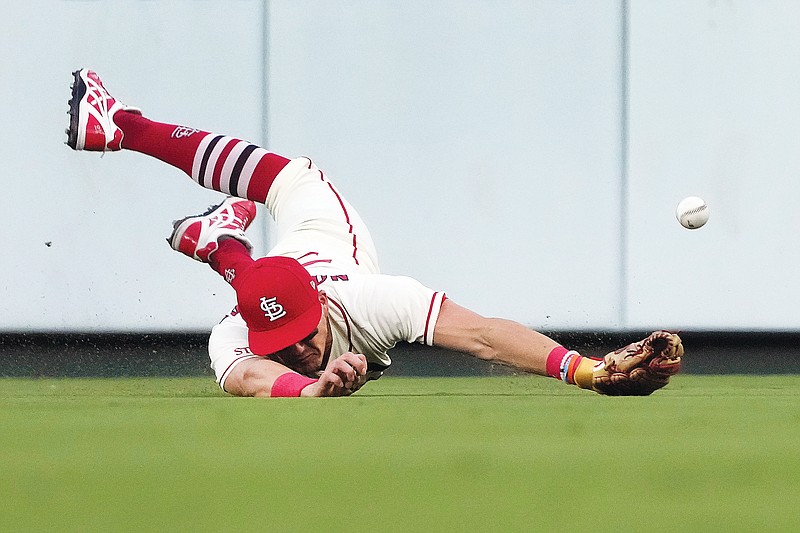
676;196;710;229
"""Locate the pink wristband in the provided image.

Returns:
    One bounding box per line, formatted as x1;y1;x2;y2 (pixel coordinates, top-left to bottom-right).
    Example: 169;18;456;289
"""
546;346;568;379
270;372;318;397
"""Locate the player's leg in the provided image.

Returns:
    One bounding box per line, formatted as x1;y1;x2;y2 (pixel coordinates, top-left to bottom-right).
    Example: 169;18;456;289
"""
433;299;683;396
116;115;380;272
67;68;380;272
67;69;291;202
166;195;257;288
260;156;380;273
117;112;293;204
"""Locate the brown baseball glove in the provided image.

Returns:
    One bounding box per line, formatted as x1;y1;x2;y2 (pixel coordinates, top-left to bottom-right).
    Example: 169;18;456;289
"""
591;331;683;396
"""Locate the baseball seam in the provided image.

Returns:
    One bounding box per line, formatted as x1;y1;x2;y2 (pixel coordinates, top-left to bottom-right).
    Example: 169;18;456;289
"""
681;205;707;216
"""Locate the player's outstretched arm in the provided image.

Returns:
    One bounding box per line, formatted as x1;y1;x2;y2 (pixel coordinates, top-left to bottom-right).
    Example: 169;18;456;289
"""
224;352;368;398
431;299;682;395
431;299;558;375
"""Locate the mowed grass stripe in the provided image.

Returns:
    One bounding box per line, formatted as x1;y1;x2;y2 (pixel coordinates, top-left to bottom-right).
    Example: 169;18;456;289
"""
1;375;798;532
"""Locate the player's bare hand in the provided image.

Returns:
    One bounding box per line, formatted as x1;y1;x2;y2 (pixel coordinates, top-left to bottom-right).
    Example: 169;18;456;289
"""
302;352;368;397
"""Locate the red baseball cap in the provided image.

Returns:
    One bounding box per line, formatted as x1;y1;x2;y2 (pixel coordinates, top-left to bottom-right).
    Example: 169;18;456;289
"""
232;256;321;355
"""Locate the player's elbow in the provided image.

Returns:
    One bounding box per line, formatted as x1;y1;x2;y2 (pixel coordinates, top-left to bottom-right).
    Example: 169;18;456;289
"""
240;366;274;397
464;318;506;362
224;360;276;398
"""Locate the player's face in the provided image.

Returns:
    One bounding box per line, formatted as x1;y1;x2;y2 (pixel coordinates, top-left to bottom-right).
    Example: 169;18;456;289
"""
271;295;331;375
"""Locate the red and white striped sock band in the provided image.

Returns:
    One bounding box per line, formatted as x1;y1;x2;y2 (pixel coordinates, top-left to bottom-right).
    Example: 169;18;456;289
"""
115;113;290;203
190;134;290;203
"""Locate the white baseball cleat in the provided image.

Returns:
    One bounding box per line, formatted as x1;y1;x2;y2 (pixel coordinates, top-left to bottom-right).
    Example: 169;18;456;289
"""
66;68;142;151
168;197;257;262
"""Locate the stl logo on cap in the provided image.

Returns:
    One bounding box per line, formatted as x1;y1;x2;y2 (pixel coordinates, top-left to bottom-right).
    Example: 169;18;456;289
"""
260;296;287;322
235;256;322;355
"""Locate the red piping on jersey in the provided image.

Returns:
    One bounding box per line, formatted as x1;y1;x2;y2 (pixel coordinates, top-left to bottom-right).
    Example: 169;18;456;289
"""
327;296;354;352
423;292;445;345
300;259;333;267
296;251;332;268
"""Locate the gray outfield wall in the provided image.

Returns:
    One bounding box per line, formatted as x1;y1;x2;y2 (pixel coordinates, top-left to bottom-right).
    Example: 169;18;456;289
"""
2;1;800;336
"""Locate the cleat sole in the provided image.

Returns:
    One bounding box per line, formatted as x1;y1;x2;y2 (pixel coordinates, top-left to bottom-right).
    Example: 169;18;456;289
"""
167;200;228;249
66;69;86;150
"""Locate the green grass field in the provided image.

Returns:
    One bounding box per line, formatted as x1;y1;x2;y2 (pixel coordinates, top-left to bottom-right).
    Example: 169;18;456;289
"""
1;375;798;532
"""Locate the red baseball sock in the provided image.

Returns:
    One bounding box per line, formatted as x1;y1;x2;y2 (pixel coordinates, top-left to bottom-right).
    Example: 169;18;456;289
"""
209;238;255;286
115;112;291;203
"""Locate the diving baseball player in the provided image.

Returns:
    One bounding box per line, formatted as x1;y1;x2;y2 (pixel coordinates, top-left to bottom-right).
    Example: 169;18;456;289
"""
65;68;683;397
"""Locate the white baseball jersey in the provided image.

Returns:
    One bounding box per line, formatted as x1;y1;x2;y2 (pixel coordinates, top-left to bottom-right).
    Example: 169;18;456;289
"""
208;156;446;391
